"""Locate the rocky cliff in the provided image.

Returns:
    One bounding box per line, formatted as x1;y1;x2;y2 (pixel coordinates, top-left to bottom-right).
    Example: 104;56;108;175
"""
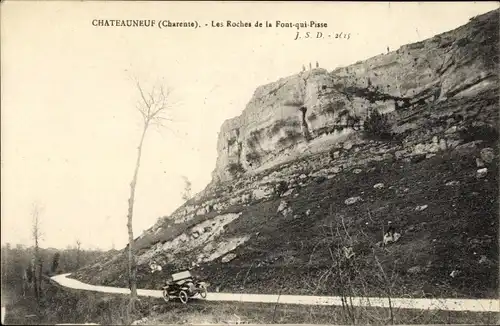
212;10;499;182
75;9;499;301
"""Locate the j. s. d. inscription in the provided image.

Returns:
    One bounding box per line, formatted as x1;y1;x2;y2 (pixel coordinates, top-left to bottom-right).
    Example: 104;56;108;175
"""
294;31;351;40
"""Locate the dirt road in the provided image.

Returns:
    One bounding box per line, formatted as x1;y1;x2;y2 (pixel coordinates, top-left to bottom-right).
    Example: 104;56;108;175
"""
51;273;499;313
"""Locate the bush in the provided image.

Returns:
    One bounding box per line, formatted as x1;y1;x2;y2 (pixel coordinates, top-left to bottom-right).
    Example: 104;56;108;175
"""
245;152;261;164
227;162;245;177
246;130;262;150
363;109;393;140
324;100;346;115
275;181;288;197
459;122;498;144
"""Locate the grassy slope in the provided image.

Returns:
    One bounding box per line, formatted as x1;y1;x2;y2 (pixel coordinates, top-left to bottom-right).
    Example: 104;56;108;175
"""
74;88;499;301
198;145;498;298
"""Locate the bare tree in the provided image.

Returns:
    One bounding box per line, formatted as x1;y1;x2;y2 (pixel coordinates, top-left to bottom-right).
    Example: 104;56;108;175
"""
75;239;82;269
181;175;192;202
31;202;44;321
125;79;173;317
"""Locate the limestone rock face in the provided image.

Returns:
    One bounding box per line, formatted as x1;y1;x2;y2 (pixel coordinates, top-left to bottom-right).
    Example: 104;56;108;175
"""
212;69;377;182
211;10;498;183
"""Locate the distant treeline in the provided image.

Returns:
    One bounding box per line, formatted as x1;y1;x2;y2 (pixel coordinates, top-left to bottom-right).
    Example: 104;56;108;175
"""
1;243;107;289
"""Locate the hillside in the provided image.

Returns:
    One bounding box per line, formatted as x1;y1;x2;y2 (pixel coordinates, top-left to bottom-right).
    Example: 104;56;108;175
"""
74;9;499;300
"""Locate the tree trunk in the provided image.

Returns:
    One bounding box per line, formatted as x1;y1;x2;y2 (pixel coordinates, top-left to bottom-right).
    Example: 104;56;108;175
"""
34;242;40;302
127;124;148;310
37;259;43;294
76;249;81;269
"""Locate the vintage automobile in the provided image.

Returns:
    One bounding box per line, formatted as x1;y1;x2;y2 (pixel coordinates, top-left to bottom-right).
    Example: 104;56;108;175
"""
162;270;207;304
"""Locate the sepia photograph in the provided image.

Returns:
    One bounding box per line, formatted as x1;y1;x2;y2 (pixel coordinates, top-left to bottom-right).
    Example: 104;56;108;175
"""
1;1;499;325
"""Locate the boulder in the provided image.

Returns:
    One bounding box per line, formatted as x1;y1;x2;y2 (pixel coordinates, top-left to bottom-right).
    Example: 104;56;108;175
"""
445;126;458;134
480;147;495;164
221;253;237;263
407;266;422;274
455;141;480;155
414;143;427;155
281;188;295;197
439;138;447;151
476;168;488;178
345;196;362;205
277;200;293;217
415;204;428;211
343;141;353;150
478;255;489;264
252;185;274;200
277;200;288;213
395;150;407;160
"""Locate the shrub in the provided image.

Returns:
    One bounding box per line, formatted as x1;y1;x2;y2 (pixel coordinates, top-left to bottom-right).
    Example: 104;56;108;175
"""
275;181;288;197
363;109;393;140
307;112;318;121
245;152;261;164
277;129;303;146
246;130;262;150
227;162;245;177
324;100;346;115
459;122;498;144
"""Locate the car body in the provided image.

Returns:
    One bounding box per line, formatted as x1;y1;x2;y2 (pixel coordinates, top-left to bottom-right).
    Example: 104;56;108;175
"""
161;270;207;304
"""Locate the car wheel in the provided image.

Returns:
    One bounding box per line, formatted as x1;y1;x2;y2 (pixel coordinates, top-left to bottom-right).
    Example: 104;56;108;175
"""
162;289;170;303
179;290;189;304
199;284;207;299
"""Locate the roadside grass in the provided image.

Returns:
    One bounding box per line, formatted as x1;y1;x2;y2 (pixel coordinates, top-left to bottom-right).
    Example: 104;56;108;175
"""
136;299;499;325
3;277;498;325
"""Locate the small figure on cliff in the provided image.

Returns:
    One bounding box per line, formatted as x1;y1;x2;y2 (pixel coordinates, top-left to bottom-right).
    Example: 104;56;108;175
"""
387;46;390;53
309;62;312;70
316;61;319;68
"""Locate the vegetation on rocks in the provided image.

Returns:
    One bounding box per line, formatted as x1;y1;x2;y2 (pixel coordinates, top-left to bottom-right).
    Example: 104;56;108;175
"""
363;109;393;140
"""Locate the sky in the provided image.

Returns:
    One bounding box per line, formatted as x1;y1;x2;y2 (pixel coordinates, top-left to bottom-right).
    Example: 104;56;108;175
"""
1;1;498;250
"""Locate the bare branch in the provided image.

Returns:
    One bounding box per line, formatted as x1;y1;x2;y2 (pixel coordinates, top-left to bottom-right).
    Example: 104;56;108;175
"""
136;81;152;111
